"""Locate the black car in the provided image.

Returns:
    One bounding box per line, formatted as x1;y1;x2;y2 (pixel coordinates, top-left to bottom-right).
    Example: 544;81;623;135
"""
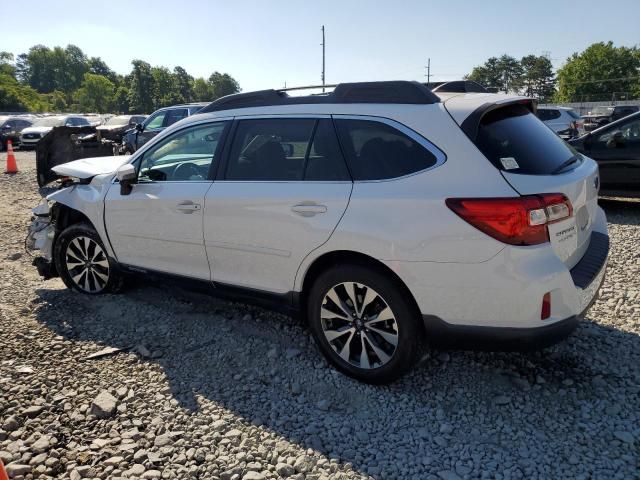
569;111;640;196
96;115;147;143
0;116;33;150
582;105;639;132
121;103;206;153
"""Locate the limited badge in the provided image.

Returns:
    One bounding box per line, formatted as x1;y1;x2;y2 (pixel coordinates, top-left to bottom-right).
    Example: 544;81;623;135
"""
500;157;519;170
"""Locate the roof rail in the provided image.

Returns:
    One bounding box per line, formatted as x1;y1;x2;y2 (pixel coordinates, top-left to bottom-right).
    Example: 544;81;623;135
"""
426;80;488;94
199;81;440;113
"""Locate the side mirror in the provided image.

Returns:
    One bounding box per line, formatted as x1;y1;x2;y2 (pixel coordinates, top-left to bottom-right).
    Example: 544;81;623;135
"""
116;163;137;195
135;123;144;132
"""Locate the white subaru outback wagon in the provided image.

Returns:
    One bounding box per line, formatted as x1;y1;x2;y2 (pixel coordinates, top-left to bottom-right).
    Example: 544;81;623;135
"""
28;81;609;384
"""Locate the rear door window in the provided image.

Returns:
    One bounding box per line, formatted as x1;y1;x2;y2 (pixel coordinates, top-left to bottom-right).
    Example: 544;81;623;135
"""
474;104;579;175
334;119;439;180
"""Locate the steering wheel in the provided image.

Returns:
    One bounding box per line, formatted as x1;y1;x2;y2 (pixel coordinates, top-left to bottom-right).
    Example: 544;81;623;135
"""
173;162;201;180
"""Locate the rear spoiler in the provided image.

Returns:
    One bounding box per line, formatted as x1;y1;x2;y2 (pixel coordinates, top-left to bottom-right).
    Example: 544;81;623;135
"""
460;98;537;142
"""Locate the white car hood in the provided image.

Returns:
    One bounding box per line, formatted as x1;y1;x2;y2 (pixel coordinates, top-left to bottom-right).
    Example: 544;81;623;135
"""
22;126;54;135
52;156;129;179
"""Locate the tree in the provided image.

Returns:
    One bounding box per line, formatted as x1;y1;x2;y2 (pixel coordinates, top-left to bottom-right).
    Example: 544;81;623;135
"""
113;86;130;113
127;60;155;113
151;66;180;108
0;73;48;111
88;57;118;84
555;42;640;102
45;90;68;112
467;55;524;93
173;66;194;103
521;55;556;102
208;72;240;99
192;77;212;102
74;73;115;113
0;52;16;78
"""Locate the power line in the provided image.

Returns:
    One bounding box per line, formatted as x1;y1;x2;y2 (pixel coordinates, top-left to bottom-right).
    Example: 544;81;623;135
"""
321;26;326;93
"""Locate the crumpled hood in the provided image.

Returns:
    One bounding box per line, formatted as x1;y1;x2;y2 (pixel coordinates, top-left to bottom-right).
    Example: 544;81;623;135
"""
22;126;54;135
51;156;130;179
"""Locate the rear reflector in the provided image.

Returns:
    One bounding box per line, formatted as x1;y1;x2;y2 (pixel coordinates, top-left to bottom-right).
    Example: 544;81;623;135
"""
446;194;573;246
541;292;551;320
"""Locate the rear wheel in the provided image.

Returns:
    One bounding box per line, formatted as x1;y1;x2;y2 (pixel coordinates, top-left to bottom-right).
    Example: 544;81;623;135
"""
54;223;123;294
307;265;423;384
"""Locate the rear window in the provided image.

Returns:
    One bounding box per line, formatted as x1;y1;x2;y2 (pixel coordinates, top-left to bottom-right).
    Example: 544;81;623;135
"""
474;104;578;175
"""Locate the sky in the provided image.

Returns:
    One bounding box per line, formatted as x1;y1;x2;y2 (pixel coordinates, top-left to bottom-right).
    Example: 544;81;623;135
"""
3;0;639;92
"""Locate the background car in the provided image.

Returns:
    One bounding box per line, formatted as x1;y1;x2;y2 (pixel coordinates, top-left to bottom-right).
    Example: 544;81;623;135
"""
0;115;33;150
536;106;583;139
19;115;92;149
121;103;207;153
582;105;639;132
96;115;147;143
570;111;640;196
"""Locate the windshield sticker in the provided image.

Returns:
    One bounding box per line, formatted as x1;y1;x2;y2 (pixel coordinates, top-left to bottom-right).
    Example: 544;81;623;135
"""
500;157;519;170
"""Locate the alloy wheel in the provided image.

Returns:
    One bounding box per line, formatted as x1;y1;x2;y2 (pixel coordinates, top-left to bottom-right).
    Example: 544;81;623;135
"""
65;236;110;293
320;282;399;369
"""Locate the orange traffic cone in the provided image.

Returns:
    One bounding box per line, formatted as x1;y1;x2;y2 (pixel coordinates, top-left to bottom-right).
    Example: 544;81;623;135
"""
0;459;8;480
4;139;18;174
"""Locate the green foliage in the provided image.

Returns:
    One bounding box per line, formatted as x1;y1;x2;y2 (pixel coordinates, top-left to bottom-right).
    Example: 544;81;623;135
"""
467;55;524;93
3;43;242;113
0;74;48;112
74;73;115;113
127;60;155;113
555;42;640;102
520;55;556;102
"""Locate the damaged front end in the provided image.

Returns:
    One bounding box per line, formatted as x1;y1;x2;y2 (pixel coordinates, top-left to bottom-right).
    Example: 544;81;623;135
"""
26;200;58;279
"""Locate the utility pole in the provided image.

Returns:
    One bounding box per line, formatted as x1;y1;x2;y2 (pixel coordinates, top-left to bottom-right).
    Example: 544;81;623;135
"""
321;25;326;92
425;58;431;85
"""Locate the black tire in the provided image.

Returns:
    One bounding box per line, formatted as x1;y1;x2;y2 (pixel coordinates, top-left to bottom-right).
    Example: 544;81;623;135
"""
54;223;123;294
307;264;424;384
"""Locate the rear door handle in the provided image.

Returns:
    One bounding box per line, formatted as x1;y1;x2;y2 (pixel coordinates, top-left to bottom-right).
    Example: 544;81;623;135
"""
176;202;201;214
291;203;327;217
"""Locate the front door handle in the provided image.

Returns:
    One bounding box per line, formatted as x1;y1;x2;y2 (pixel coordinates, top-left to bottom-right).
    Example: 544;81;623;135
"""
176;202;201;214
291;203;327;217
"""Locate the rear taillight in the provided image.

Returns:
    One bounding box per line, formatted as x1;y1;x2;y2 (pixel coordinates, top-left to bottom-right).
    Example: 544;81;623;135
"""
541;292;551;320
445;194;573;246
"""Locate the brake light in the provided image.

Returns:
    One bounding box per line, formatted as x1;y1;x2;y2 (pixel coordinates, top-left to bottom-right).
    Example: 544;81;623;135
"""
445;194;573;246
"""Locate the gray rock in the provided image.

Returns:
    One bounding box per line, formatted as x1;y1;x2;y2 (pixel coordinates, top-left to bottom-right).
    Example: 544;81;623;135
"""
141;470;162;478
437;470;461;480
293;455;315;473
23;405;44;418
28;453;47;465
614;431;634;443
316;399;330;411
90;391;118;418
31;436;50;453
242;473;266;480
154;434;172;447
5;464;31;477
493;395;511;406
276;462;295;476
2;416;19;432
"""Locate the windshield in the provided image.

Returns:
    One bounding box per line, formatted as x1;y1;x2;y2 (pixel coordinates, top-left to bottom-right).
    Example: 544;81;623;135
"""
590;106;614;116
105;115;130;126
474;104;579;175
32;116;65;127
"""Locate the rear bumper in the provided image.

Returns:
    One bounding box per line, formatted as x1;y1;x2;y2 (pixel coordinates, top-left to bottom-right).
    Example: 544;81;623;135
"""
422;314;579;351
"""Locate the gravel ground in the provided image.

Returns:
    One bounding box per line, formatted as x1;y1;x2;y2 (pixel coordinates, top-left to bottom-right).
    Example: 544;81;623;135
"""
0;151;638;480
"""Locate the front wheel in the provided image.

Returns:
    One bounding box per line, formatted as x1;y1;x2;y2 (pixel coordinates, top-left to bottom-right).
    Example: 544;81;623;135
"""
54;223;123;294
307;265;424;384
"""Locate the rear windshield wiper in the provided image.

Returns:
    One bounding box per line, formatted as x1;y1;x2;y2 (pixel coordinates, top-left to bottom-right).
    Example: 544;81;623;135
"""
552;155;581;174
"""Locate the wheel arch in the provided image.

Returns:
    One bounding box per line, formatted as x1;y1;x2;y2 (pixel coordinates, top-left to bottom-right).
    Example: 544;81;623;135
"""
297;250;424;335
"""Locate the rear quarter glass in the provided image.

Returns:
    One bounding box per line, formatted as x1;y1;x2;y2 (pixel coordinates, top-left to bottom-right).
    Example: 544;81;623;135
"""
474;104;578;175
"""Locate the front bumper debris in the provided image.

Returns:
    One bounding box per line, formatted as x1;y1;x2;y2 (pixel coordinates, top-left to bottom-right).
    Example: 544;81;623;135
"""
26;200;57;279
